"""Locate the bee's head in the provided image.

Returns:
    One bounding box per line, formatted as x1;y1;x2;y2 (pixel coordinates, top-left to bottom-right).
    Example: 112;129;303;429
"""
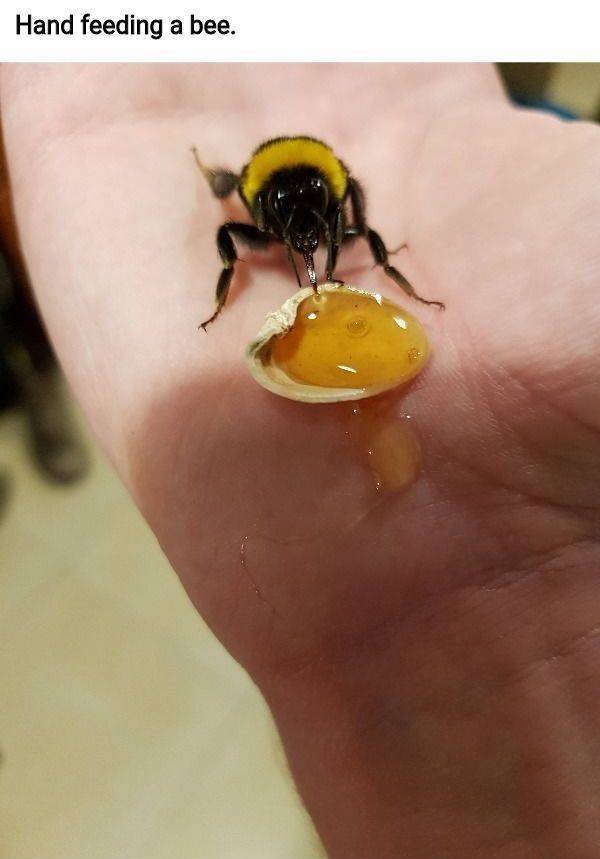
267;171;329;254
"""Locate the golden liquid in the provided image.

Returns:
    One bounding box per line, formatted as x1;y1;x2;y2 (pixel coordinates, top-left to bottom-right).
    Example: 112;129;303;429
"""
270;290;429;391
348;402;422;493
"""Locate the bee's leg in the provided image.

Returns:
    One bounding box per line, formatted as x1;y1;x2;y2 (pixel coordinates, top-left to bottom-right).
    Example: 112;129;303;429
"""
200;223;272;331
346;177;444;309
366;228;445;309
191;147;239;199
325;207;345;282
347;177;367;232
284;242;303;289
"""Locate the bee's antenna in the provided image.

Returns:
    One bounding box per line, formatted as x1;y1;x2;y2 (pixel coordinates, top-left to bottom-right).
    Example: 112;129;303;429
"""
284;238;303;288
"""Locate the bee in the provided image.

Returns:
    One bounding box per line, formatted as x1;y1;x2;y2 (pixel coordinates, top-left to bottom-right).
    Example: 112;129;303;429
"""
193;135;444;330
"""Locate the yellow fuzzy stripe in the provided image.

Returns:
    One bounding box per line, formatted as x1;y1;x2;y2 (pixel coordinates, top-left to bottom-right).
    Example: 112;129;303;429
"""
241;137;347;204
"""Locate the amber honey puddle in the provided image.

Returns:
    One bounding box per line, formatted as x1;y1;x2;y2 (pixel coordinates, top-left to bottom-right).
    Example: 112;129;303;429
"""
254;287;427;495
269;290;429;392
271;291;426;493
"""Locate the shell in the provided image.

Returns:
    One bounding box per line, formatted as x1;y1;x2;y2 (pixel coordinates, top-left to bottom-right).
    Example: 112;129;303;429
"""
246;283;429;404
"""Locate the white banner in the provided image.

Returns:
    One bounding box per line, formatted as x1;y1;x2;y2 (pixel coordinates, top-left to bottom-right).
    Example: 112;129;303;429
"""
0;0;598;61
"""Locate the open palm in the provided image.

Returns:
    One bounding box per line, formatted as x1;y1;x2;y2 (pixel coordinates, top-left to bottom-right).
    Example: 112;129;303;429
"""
4;64;600;858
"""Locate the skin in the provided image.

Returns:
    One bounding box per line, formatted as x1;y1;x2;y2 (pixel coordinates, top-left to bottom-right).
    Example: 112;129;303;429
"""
3;63;600;858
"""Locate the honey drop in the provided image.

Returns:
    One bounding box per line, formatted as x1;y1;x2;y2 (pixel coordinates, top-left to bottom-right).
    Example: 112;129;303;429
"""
348;402;423;493
269;290;429;391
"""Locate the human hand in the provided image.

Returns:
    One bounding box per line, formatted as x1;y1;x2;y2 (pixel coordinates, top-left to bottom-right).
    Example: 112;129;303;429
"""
3;63;600;858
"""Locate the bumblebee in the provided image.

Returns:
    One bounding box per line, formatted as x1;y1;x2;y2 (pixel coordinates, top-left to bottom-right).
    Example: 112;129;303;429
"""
193;136;444;330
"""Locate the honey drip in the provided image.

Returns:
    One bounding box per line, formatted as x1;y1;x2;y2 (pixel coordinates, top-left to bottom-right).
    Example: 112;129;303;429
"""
347;401;423;493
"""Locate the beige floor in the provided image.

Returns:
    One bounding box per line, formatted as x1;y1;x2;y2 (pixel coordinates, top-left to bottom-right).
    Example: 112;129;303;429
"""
0;399;323;859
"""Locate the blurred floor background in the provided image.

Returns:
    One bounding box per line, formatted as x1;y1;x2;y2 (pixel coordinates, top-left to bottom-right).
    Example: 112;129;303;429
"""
499;61;600;116
1;63;599;859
